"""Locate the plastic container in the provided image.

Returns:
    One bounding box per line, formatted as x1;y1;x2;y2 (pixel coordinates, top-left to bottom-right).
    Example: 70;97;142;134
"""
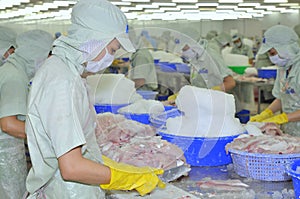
228;148;300;181
235;109;250;124
154;59;160;64
286;159;300;198
228;66;248;75
136;90;158;100
257;69;277;79
175;63;190;74
158;62;177;72
121;57;130;62
94;104;129;114
159;132;240;166
157;95;169;101
121;113;150;124
150;108;181;129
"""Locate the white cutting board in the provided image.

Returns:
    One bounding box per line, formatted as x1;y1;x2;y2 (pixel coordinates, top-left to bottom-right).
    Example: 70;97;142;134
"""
106;184;200;199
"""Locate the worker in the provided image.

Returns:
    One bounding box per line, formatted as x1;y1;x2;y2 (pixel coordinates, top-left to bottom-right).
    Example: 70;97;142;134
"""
293;24;300;45
208;32;231;55
0;29;53;199
250;25;300;137
25;0;165;198
205;30;218;40
231;33;254;65
182;41;236;92
128;29;158;91
0;26;17;66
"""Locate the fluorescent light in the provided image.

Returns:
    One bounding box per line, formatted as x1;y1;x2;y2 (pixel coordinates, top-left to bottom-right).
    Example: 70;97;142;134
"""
281;9;299;13
279;3;299;6
122;0;150;2
111;2;131;6
160;7;180;11
238;3;260;7
144;9;164;13
172;0;197;3
196;3;218;7
152;2;176;6
219;0;243;3
264;0;287;3
136;4;159;9
217;5;238;9
177;5;198;9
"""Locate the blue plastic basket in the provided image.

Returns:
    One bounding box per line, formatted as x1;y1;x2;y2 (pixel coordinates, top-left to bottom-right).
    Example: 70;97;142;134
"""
257;69;277;79
136;90;158;100
286;159;300;198
121;113;150;124
235;109;250;124
175;63;190;74
229;149;300;181
159;133;240;166
158;62;177;72
94;104;129;114
150;108;181;129
154;59;160;64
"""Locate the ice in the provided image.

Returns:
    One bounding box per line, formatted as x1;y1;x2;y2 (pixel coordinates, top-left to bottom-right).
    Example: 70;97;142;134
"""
118;99;165;114
86;74;142;104
165;86;245;137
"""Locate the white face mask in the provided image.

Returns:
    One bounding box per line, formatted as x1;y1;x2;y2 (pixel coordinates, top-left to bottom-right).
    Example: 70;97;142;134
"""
269;54;289;67
86;47;114;73
182;48;197;61
234;41;242;48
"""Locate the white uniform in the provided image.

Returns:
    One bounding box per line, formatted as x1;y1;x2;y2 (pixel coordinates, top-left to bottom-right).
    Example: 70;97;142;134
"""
26;56;105;198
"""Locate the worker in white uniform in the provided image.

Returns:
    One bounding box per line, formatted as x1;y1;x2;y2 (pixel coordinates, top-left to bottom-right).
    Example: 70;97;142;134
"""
25;0;165;198
0;26;17;66
0;29;53;199
128;30;158;91
208;32;231;56
250;25;300;136
231;34;254;65
182;40;236;92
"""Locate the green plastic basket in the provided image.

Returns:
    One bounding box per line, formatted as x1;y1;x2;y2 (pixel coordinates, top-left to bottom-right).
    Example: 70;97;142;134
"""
228;66;248;75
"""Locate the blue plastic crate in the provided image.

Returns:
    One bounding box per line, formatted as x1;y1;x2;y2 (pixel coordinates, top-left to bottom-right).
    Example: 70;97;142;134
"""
229;149;300;181
136;90;158;100
257;69;277;79
94;104;129;114
121;113;150;124
159;132;240;166
286;159;300;198
175;63;190;74
235;109;250;124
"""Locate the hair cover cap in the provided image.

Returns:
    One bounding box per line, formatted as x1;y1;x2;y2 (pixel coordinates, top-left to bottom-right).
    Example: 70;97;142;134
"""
0;26;17;51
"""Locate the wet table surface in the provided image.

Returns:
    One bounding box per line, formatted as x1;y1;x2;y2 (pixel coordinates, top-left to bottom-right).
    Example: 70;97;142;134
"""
171;164;295;199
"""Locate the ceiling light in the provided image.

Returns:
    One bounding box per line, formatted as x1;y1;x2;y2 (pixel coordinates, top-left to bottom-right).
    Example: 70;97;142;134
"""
177;5;198;9
238;3;260;7
136;4;159;9
111;2;131;6
144;9;164;13
264;0;287;3
152;3;176;7
196;3;218;7
121;0;150;2
172;0;197;3
219;0;243;3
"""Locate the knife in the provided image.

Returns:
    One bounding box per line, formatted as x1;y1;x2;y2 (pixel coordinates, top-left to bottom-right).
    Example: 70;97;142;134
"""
159;164;191;183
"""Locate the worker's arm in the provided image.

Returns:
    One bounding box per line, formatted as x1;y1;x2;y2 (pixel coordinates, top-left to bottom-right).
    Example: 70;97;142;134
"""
266;98;282;114
58;146;111;185
0;115;26;139
222;75;236;92
133;78;145;89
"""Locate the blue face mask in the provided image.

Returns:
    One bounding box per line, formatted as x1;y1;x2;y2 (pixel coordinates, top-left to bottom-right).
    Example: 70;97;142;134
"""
269;54;289;67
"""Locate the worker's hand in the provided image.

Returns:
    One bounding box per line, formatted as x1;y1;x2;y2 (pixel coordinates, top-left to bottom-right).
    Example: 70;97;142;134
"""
261;113;288;125
100;155;165;196
249;108;273;122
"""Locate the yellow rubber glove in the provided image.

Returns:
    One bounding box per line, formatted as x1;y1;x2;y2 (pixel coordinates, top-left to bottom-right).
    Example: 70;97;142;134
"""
261;112;288;125
211;85;222;91
167;93;179;101
250;108;273;122
100;155;165;196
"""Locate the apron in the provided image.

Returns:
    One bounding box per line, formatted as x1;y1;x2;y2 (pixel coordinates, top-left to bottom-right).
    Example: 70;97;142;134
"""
278;69;300;136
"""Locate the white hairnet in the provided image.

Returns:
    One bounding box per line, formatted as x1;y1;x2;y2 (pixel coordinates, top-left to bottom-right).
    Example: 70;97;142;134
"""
13;29;53;78
68;0;134;57
0;26;17;53
258;25;300;62
215;32;231;47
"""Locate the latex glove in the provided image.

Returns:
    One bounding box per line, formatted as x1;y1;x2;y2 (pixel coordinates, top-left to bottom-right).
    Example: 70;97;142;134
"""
167;93;178;101
100;155;165;196
261;113;288;125
211;85;223;91
250;108;273;122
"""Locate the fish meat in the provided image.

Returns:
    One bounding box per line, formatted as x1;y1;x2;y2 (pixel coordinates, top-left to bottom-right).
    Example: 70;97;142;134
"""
95;112;186;169
226;134;300;154
197;179;249;191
